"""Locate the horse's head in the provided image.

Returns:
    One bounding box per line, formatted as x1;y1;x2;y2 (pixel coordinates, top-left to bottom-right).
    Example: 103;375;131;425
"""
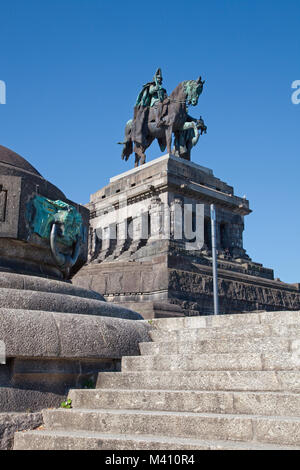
184;77;205;106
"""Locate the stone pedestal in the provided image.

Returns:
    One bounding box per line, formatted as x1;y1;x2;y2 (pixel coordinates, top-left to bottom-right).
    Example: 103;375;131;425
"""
0;145;148;430
73;154;300;318
0;146;89;279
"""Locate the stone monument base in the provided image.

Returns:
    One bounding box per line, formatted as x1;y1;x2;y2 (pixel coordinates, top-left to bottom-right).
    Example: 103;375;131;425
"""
0;271;150;413
75;254;300;319
73;154;300;318
0;145;152;449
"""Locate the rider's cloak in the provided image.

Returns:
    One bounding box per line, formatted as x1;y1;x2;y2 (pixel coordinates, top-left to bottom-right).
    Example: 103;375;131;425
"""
135;82;155;107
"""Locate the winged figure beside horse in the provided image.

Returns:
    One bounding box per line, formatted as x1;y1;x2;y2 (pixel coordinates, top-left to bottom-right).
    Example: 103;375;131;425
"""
119;68;207;167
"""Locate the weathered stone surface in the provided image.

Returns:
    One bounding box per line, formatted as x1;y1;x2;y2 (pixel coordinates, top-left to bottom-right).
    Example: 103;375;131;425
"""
139;337;290;355
73;154;300;317
38;407;300;447
150;324;270;342
14;310;300;450
150;312;261;330
0;412;42;450
14;430;300;450
262;352;300;371
275;371;300;393
42;408;254;442
167;265;300;315
122;352;300;372
68;389;235;414
0;288;141;319
0;387;65;413
122;353;264;371
233;392;300;417
0;309;150;359
0;145;89;279
150;310;300;329
260;310;300;325
75;258;300;318
69;389;300;417
95;370;288;392
206;312;262;328
150;324;300;342
254;417;300;446
0;357;122;413
0;307;149;414
0;146;150;434
0;271;104;301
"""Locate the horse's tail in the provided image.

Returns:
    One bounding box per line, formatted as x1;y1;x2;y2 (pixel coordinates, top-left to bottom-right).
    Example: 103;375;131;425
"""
119;119;133;161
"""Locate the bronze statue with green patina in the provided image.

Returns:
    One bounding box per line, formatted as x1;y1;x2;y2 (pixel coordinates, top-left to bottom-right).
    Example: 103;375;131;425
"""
135;68;168;127
120;68;207;167
173;116;207;161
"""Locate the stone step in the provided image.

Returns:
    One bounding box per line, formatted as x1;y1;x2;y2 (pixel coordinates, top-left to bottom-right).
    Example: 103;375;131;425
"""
149;323;300;343
150;311;300;331
68;389;300;417
39;408;300;446
13;429;300;450
149;313;256;331
0;412;43;450
96;370;300;392
0;271;105;301
0;288;140;319
12;310;300;450
122;352;300;372
139;336;293;355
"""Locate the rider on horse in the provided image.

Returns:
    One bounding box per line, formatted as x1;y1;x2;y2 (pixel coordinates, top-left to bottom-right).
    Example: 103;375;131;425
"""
135;68;168;126
132;69;168;147
120;72;206;166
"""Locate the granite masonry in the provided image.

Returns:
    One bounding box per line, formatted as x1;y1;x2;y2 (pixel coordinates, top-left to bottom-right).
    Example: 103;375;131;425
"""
0;145;150;449
73;154;300;318
14;310;300;450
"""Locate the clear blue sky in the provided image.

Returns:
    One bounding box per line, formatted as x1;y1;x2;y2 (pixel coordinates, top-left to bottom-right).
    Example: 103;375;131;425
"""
0;0;299;283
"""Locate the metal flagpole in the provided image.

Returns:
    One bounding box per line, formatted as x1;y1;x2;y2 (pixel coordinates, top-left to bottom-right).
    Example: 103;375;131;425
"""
210;204;219;315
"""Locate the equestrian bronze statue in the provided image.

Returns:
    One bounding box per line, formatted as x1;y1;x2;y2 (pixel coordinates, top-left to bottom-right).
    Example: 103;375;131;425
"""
119;69;207;167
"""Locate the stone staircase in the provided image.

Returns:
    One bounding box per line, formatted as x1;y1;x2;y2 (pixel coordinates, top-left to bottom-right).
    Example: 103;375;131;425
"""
14;310;300;450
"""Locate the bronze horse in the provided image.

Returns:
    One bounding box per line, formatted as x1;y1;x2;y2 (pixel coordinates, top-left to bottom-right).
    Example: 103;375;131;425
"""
120;77;206;167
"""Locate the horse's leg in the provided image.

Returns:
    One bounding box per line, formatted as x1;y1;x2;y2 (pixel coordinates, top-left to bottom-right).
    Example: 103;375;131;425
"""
133;143;140;167
141;135;156;164
135;142;148;166
134;143;146;167
140;148;146;165
165;126;173;155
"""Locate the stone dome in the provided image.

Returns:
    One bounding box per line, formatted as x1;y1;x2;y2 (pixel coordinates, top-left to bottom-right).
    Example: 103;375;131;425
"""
0;143;73;279
0;143;66;201
0;144;41;176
